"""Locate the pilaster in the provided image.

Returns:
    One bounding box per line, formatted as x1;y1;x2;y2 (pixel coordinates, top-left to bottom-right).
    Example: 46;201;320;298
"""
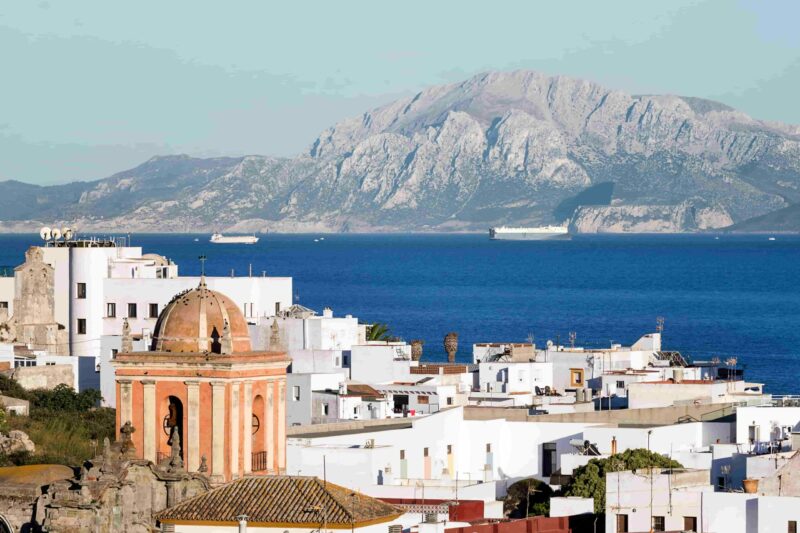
243;381;253;474
230;381;240;478
211;381;226;479
185;381;200;472
142;380;156;463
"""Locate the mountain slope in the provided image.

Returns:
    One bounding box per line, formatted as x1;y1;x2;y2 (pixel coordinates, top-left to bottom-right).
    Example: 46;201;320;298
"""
3;70;800;232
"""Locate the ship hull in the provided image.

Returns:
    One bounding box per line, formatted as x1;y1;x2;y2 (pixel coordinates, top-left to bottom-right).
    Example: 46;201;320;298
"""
490;232;570;240
209;235;259;244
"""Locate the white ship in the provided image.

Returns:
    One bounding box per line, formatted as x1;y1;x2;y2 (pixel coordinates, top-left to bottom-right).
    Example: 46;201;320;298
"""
489;225;570;240
209;233;259;244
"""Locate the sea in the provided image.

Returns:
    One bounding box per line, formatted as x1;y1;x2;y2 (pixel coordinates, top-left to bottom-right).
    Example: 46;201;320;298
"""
0;233;798;394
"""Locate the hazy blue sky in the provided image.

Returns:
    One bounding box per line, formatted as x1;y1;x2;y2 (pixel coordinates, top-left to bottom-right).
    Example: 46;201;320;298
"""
2;0;799;184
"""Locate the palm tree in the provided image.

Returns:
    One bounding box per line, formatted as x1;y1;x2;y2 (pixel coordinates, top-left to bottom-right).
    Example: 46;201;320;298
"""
366;323;392;341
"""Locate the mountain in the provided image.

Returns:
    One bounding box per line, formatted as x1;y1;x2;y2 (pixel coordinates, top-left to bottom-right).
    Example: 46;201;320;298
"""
3;70;800;233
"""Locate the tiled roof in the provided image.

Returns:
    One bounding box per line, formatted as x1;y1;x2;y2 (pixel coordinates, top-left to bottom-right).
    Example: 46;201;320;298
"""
157;476;401;526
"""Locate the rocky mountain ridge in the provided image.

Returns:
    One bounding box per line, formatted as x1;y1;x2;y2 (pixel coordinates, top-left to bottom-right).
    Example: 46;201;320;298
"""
2;70;800;233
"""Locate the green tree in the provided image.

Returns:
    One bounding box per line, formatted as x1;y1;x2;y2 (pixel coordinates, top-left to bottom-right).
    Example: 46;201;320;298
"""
504;478;553;518
562;448;683;514
366;323;393;341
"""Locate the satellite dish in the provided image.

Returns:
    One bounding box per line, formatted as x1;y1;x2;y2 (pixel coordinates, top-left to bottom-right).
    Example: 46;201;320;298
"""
62;227;73;240
40;227;52;240
51;228;62;240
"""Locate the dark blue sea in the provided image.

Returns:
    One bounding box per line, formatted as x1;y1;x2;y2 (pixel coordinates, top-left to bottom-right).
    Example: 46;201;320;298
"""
1;233;798;394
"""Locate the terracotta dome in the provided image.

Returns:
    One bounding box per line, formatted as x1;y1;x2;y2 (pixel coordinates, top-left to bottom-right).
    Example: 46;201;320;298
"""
151;278;251;354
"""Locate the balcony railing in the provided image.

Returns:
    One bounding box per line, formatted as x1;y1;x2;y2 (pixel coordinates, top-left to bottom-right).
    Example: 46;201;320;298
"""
252;451;268;472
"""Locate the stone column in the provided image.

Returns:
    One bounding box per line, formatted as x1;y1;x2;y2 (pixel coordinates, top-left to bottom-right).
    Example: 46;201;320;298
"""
243;381;253;474
266;381;275;472
230;381;240;479
142;380;156;463
185;381;200;472
118;379;133;427
277;380;286;472
211;381;226;479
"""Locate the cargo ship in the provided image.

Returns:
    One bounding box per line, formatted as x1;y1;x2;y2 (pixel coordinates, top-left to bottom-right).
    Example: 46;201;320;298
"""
209;233;259;244
489;225;570;240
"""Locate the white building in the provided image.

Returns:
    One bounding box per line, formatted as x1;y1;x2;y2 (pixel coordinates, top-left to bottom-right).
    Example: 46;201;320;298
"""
253;306;365;353
0;238;296;405
0;240;292;357
606;468;712;533
287;406;596;498
627;379;766;409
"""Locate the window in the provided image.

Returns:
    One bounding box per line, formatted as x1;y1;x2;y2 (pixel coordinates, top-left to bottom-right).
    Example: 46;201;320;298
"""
0;301;8;310
275;302;281;315
616;380;625;389
400;450;405;460
542;442;557;477
292;385;300;401
417;395;429;404
790;521;798;533
353;407;358;415
46;361;55;366
76;282;86;299
486;443;492;453
423;447;429;457
321;403;329;416
76;318;87;335
334;356;341;367
127;303;137;318
570;368;584;387
652;516;665;532
111;349;118;359
616;514;628;533
447;445;453;454
717;476;726;490
106;303;116;318
149;303;159;318
684;516;697;532
446;397;453;406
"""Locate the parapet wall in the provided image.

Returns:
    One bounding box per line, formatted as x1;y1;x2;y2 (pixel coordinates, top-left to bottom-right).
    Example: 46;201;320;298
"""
464;403;736;426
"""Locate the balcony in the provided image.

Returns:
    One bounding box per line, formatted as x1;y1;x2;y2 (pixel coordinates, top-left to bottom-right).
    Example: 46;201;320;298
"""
252;451;268;472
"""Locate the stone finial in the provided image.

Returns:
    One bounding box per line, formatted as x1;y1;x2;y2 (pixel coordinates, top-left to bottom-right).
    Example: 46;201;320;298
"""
410;339;424;361
121;318;133;353
220;318;233;354
119;421;136;457
168;427;184;470
444;332;458;363
198;455;208;473
269;317;282;350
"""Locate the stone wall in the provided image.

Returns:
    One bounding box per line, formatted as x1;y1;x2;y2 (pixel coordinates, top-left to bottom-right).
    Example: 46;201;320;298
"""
0;432;210;532
1;247;68;355
12;364;74;390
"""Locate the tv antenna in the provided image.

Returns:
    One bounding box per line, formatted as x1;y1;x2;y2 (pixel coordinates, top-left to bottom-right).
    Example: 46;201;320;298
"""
198;255;207;276
656;316;665;334
569;331;576;348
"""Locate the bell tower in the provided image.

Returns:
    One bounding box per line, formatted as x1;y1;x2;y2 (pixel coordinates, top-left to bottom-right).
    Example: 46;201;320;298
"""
112;280;290;482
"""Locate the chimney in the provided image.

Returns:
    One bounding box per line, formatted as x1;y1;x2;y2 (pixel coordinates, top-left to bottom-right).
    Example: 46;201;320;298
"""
323;307;333;318
611;436;618;455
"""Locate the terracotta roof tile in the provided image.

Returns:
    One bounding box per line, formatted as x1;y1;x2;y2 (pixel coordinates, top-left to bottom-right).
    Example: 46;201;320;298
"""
157;476;401;526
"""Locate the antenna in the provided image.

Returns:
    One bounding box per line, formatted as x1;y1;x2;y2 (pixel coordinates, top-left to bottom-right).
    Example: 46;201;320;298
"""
656;316;665;333
51;227;62;240
569;331;576;348
198;255;207;276
62;227;73;241
39;227;52;241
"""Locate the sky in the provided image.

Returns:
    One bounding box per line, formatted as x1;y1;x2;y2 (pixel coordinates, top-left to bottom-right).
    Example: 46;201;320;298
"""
1;0;799;184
